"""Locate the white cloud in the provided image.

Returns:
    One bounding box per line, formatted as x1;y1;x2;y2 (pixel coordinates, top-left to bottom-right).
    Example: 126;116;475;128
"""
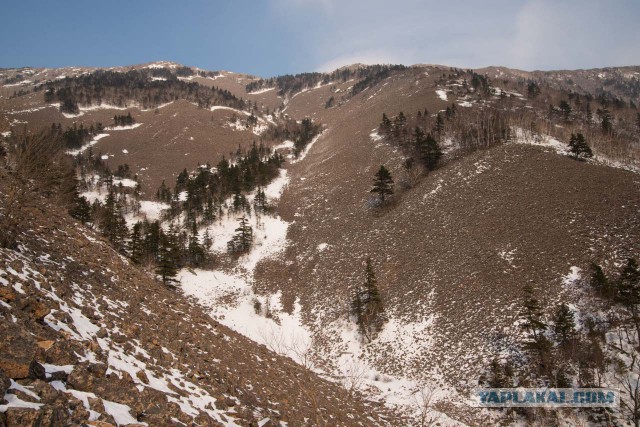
509;0;640;70
270;0;640;71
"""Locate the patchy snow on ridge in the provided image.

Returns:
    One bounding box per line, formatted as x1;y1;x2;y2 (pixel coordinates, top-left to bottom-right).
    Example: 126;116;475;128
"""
435;89;448;101
105;123;142;131
248;87;275;95
66;133;110;156
510;127;568;155
289;130;326;164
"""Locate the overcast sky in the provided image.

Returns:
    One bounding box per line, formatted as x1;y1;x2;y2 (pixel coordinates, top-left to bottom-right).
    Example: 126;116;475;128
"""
1;0;638;76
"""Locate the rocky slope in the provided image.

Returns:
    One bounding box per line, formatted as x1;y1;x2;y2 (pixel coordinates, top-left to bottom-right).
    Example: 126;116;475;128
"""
0;166;398;426
2;61;640;425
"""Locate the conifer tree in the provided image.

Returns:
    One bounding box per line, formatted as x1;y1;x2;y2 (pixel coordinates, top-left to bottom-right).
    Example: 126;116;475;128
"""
156;180;172;203
527;82;540;98
227;215;253;253
69;192;92;224
568;133;593;160
379;113;392;136
187;222;205;267
552;303;575;345
351;258;386;341
202;229;213;252
143;220;161;263
100;187;128;251
155;224;180;285
618;258;640;309
520;284;547;349
558;100;572;120
129;222;143;264
203;196;216;224
156;241;178;286
253;186;268;214
420;133;443;171
597;107;613;134
434;113;445;134
589;263;613;300
371;165;394;203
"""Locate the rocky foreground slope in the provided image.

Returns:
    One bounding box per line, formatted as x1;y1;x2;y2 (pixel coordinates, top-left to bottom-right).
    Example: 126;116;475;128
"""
0;166;398;426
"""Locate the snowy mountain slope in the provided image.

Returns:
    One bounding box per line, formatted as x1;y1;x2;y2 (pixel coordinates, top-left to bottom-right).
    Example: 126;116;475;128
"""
2;61;640;425
0;167;398;426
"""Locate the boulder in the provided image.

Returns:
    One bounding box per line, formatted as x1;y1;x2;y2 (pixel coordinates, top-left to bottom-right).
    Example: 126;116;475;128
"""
4;408;39;426
0;369;10;397
0;322;37;379
45;340;81;365
0;286;16;303
28;360;46;380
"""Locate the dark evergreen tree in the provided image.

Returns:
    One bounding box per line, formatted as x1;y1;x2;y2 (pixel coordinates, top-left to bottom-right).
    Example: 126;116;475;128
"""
558;100;572;120
434;113;445;133
370;165;394;203
379;113;392;136
568;133;593;160
187;222;206;267
143;220;161;263
156;240;178;286
552;303;576;345
100;187;128;251
597;107;613;134
227;216;253;253
202;229;213;252
69;193;92;224
420;133;443;171
352;257;386;341
129;222;143;264
618;258;640;309
253;186;268;214
156;180;172;203
527;81;540;98
589;263;614;300
520;284;547;348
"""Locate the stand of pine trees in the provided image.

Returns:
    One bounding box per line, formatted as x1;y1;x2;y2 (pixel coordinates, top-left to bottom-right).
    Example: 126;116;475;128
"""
113;113;135;127
162;141;284;228
42;68;245;113
481;257;640;426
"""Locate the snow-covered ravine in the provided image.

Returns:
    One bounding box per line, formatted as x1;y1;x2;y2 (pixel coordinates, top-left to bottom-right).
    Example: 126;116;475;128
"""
172;153;466;424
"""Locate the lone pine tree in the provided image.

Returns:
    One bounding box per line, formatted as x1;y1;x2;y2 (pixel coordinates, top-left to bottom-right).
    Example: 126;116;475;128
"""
371;165;394;203
568;133;593;160
520;284;547;351
351;257;386;341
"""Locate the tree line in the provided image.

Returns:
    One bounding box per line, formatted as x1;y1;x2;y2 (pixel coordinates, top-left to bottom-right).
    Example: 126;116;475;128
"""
245;64;406;100
481;258;640;425
42;69;245;114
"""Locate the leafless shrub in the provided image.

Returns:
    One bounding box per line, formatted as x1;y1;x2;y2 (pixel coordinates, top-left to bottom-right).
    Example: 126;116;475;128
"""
0;180;25;249
9;130;75;202
411;385;440;427
340;357;368;396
